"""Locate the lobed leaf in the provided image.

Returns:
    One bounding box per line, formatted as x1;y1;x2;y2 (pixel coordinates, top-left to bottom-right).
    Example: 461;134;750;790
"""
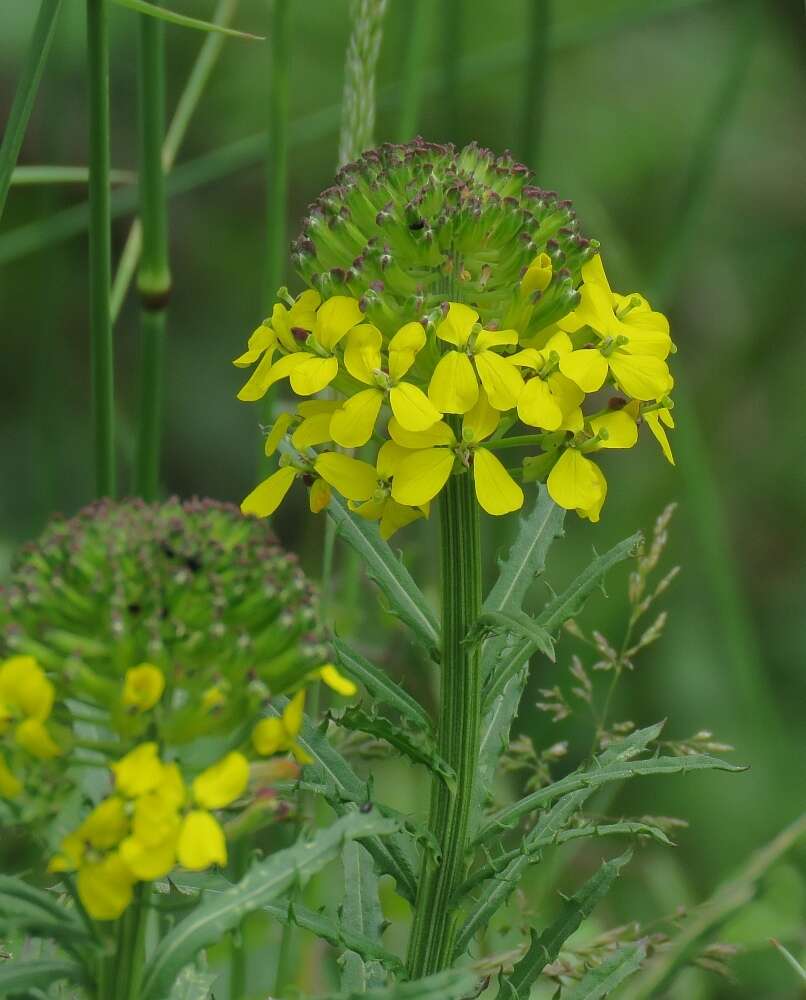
0;958;88;994
327;498;440;656
474;610;555;662
111;0;262;38
339;841;387;991
140;812;396;1000
496;852;632;998
333;637;432;733
563;941;647;1000
320;967;480;1000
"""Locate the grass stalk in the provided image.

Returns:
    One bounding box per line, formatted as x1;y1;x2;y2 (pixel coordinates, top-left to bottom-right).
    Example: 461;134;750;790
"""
520;0;551;170
86;0;116;498
134;0;171;500
262;0;291;312
395;0;430;141
0;0;64;225
406;468;482;976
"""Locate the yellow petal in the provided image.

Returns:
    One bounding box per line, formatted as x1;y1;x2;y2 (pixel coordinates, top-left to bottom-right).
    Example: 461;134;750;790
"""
292;412;334;449
608;353;672;401
0;656;53;720
49;831;85;872
252;717;288;756
233;325;275;367
297;399;341;417
473;328;519;351
265;412;294;457
289;356;339;395
388;417;455;449
192;751;249;810
0;755;22;798
112;742;164;798
388;322;426;380
315;296;363;351
620;320;672;359
351;498;386;522
308;478;332;513
379;500;423;539
77;853;134;920
119;833;177;881
521;251;553;295
376;440;412;478
389;382;441;432
236;347;282;402
330;388;384;448
391;448;455;507
547;371;585;413
462;389;500;443
344;324;383;384
589;410;638;449
474;350;524;411
508;348;543;369
177;810;227;870
578;462;608;522
283;689;306;736
542;330;573;356
581;252;611;289
122;663;165;711
428;351;479;414
645;410;675;465
80;796;129;850
546;449;605;512
558;349;608;393
473;448;524;515
132;790;182;847
517;378;562;431
15;719;61;759
314;452;378;502
241;466;297;519
436;302;477;347
319;665;357;697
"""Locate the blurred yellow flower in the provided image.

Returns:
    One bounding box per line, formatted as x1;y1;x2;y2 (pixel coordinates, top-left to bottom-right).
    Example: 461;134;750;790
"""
192;751;249;810
77;852;135;920
177;809;227;870
0;755;22;798
122;663;165;712
252;690;311;763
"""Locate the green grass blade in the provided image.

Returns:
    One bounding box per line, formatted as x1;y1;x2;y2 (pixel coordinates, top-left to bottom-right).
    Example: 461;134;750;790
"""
0;0;63;224
140;812;396;1000
771;939;806;984
10;165;135;186
111;0;261;38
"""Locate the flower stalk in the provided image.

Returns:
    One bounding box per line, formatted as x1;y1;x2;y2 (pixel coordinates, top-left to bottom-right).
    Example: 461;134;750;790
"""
135;0;171;500
407;462;482;977
86;0;116;497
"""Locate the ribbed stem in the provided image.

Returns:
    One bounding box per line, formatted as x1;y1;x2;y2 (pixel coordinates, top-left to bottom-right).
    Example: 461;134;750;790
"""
86;0;116;498
407;468;482;977
134;0;170;500
0;0;63;224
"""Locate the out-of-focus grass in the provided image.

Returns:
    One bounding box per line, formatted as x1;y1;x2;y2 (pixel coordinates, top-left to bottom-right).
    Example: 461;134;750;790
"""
1;2;805;996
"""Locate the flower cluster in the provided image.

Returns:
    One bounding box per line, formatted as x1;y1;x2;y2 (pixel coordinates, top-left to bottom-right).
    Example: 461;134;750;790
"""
236;252;674;532
0;501;353;920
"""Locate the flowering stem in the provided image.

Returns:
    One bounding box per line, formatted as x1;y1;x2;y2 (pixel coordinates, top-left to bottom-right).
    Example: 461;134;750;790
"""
406;466;482;977
134;0;171;500
86;0;116;497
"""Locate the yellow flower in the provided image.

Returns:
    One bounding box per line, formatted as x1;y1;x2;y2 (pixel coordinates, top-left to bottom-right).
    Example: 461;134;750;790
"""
238;295;363;401
316;664;358;697
520;251;553;296
642;405;675;464
77;852;135;920
509;330;585;431
330;322;441;447
291;399;340;449
122;663;165;712
557;255;674;401
313;452;381;505
202;685;227;713
0;755;22;798
0;655;55;721
119;787;182;880
177;809;227;870
15;718;61;759
112;742;165;798
428;303;524;414
192;751;249;810
252;690;311;763
546;448;608;522
80;796;129;850
389;391;524;516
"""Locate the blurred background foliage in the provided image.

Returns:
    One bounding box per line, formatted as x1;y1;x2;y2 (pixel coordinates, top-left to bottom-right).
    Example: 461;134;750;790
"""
1;0;804;996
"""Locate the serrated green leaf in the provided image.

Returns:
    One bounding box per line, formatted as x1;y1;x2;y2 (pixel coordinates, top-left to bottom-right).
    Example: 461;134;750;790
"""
320;967;480;1000
266;699;419;902
336;704;456;791
476;750;745;845
327;498;439;656
474;610;555;662
0;958;88;994
111;0;262;38
333;637;432;734
141;812;396;1000
538;532;642;634
0;875;92;957
167;964;217;1000
563;941;647;1000
339;841;387;991
485;486;565;615
497;852;633;998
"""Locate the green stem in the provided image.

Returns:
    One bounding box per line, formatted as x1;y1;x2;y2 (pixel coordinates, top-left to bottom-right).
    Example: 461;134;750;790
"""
0;0;63;224
520;0;551;169
406;468;482;977
262;0;290;312
134;0;171;500
229;840;249;1000
124;884;150;1000
86;0;116;498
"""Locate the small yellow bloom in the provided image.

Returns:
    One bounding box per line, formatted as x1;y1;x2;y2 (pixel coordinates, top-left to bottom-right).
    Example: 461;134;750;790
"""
202;685;226;713
0;656;55;721
119;832;177;881
177;809;227;870
122;663;165;712
308;477;332;514
80;796;129;850
252;690;312;763
317;664;358;697
112;742;164;798
510;331;584;432
118;789;182;879
643;406;675;464
546;448;607;522
0;755;22;798
15;718;61;759
521;251;553;296
77;852;135;920
192;751;249;810
428;303;524;414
